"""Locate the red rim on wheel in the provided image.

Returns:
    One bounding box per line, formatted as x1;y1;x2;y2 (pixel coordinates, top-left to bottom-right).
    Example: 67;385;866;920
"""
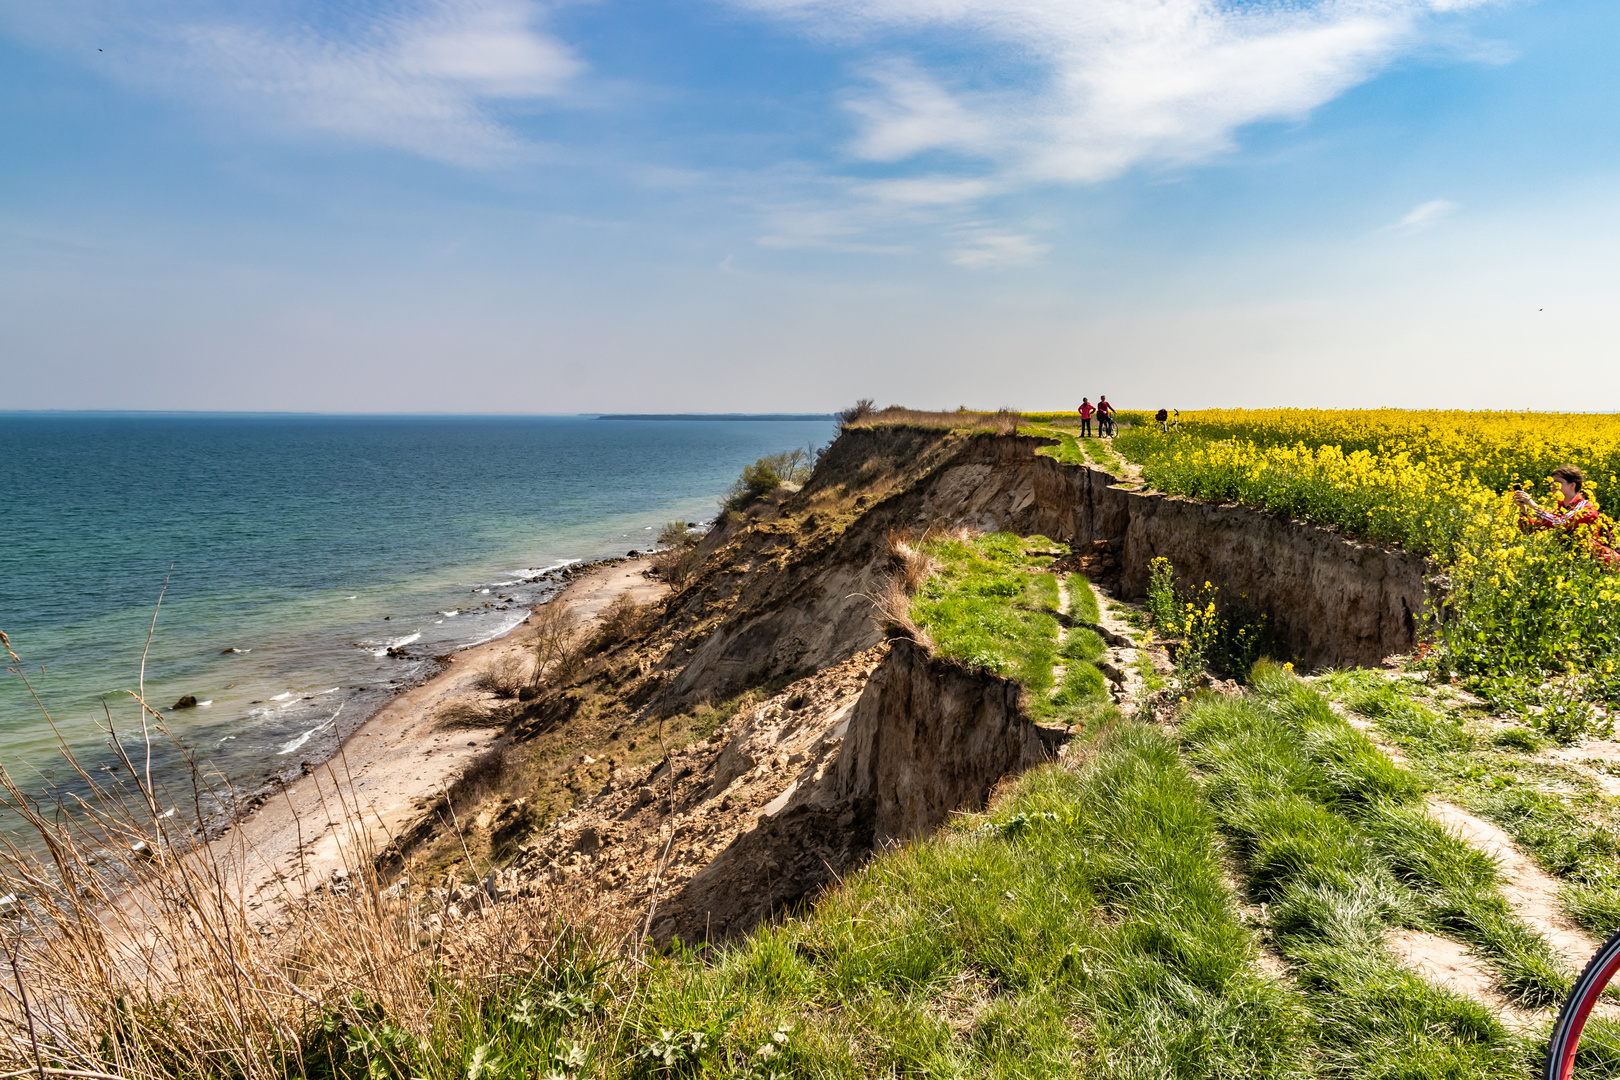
1547;929;1620;1080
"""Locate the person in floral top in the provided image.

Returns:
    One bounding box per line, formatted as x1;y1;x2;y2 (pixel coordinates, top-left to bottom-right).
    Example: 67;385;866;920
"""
1514;464;1620;568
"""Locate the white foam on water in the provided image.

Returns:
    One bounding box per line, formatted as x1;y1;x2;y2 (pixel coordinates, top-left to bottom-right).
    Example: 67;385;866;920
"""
276;705;342;755
464;612;531;648
276;728;316;755
315;687;339;696
440;610;459;617
270;692;293;701
197;700;213;707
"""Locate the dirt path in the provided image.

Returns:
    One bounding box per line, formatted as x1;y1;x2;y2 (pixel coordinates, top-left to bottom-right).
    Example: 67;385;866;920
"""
1427;799;1601;967
215;558;666;923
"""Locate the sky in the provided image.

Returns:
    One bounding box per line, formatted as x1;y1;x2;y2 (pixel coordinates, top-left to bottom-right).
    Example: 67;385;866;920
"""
1;0;1617;413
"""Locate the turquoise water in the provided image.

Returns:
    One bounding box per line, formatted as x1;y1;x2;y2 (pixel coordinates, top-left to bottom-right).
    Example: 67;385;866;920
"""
0;414;835;806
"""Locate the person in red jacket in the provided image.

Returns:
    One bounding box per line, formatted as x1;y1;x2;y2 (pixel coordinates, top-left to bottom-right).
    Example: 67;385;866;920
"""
1077;397;1094;437
1096;395;1115;436
1515;464;1620;569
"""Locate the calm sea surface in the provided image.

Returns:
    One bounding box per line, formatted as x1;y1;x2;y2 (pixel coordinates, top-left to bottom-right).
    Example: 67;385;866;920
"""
0;414;835;809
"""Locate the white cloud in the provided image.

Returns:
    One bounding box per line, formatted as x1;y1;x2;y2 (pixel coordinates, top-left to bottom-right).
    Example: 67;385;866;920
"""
947;229;1048;269
9;1;581;165
731;0;1496;184
1390;198;1460;232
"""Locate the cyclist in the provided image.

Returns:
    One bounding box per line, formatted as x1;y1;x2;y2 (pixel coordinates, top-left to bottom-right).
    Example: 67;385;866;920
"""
1077;397;1094;437
1155;407;1168;431
1096;395;1115;437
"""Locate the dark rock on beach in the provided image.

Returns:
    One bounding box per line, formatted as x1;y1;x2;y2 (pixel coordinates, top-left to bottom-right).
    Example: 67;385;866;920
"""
172;695;199;709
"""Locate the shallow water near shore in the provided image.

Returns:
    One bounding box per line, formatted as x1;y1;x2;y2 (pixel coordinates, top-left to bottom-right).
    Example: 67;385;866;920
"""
0;413;835;823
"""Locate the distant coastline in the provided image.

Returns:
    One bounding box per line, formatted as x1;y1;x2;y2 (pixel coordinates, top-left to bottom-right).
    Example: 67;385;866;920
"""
593;413;835;421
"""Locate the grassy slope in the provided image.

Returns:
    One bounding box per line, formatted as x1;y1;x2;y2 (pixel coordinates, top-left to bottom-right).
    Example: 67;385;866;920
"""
1318;670;1620;939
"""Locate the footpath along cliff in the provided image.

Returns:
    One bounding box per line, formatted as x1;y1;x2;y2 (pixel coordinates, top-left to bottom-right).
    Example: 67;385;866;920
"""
391;423;1429;944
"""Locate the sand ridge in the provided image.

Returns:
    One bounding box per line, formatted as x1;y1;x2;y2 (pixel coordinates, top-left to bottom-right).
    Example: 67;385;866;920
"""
213;557;666;922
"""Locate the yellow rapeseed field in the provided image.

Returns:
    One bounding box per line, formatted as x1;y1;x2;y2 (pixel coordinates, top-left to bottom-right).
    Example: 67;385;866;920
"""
1094;408;1620;727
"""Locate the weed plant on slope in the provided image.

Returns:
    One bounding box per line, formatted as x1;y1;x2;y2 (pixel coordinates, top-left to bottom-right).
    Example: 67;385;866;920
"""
1181;662;1560;1076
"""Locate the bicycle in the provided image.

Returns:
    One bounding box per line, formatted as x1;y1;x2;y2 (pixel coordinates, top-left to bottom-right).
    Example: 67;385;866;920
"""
1547;930;1620;1078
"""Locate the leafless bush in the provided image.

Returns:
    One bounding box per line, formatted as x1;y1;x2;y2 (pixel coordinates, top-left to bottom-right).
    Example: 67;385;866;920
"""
445;742;509;811
886;528;939;594
472;653;531;698
594;593;647;647
529;600;581;689
437;696;513;728
837;398;876;432
652;544;704;589
992;407;1022;435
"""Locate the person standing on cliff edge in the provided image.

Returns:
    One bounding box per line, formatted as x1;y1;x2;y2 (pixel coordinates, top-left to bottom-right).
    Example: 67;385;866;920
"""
1096;395;1115;437
1078;397;1094;437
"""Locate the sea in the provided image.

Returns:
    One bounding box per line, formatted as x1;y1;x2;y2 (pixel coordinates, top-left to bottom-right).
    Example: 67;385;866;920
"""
0;413;836;819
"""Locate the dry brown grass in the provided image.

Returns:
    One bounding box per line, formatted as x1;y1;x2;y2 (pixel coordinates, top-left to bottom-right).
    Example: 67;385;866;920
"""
885;528;939;595
843;405;1023;435
471;653;531;699
861;573;931;645
0;668;621;1080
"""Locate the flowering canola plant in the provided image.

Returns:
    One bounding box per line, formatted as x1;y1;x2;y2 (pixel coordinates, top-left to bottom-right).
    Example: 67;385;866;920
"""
1107;409;1620;722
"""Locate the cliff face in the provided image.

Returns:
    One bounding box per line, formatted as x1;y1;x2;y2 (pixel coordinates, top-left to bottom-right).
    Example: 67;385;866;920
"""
883;435;1427;669
474;425;1434;944
656;638;1061;940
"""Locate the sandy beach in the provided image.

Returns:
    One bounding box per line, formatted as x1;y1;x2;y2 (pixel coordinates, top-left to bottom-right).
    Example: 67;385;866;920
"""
215;556;667;919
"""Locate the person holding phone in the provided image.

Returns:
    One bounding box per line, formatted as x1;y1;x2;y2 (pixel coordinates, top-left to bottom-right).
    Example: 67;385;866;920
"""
1515;464;1620;568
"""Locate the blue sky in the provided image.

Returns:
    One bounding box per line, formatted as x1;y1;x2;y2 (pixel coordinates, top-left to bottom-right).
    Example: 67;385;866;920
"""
2;0;1617;413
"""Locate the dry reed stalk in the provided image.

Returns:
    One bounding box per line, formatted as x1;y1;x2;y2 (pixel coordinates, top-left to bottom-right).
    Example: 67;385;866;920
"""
0;625;621;1080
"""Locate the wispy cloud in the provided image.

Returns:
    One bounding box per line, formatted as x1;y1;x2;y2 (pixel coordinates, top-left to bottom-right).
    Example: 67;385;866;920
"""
733;0;1497;184
947;228;1048;269
1390;198;1460;232
8;1;581;165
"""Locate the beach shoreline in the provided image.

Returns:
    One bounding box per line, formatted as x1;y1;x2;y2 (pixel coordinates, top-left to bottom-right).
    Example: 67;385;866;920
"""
213;555;667;919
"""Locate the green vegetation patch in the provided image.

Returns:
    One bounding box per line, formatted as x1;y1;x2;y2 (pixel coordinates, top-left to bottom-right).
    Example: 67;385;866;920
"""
1320;668;1620;939
1183;662;1567;1062
910;531;1064;693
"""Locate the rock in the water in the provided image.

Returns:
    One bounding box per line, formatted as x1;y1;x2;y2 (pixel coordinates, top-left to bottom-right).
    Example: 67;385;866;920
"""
172;695;199;709
627;549;640;557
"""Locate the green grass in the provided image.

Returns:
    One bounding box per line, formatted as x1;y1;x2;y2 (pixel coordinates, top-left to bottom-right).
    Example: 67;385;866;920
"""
1320;668;1620;938
424;727;1313;1080
1183;662;1569;1035
908;533;1119;732
910;531;1063;693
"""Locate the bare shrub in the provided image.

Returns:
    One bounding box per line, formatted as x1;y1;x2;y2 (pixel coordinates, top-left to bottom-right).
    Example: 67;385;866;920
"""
837;398;876;432
652;544;704;589
992;407;1022;435
472;653;530;698
886;528;938;594
438;696;512;728
594;593;646;647
446;742;509;811
529;600;581;689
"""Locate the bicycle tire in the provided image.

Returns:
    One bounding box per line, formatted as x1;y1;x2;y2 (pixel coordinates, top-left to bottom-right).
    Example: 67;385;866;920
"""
1546;928;1620;1079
